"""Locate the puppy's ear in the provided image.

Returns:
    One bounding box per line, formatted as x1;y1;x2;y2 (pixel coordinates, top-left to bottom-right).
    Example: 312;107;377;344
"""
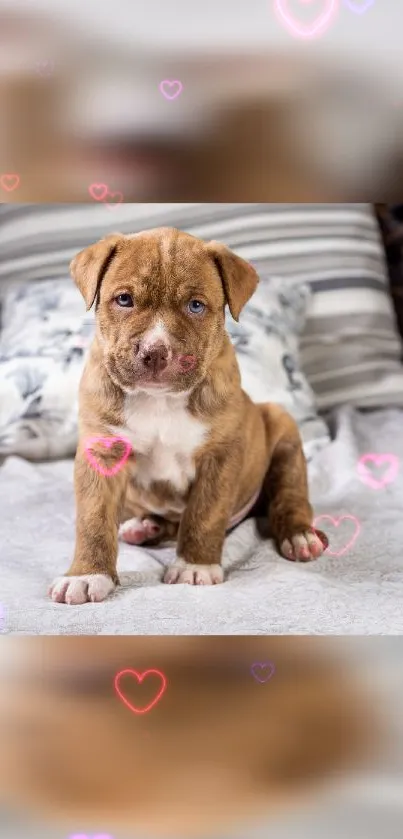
70;234;122;311
207;241;259;321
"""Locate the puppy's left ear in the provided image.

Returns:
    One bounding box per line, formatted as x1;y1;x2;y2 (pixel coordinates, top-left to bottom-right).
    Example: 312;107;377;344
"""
70;233;122;311
207;241;259;321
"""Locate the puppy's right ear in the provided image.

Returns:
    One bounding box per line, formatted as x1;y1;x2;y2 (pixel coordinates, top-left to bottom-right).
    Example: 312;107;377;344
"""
70;234;121;311
207;240;259;322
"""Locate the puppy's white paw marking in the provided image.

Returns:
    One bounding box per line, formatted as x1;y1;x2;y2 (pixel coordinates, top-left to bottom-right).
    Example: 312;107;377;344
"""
281;531;325;562
163;559;224;586
119;517;161;545
49;574;116;604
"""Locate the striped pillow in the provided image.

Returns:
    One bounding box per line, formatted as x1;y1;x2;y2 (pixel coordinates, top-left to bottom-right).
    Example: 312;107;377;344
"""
1;203;402;411
375;203;403;351
244;204;403;411
201;203;403;411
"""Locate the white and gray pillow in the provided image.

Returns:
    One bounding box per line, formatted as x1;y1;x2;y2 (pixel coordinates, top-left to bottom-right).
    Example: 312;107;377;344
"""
1;202;402;460
226;277;330;458
0;271;328;460
0;278;93;460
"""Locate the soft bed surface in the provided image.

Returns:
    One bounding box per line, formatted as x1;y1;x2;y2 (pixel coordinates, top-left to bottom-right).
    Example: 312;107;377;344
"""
1;406;403;635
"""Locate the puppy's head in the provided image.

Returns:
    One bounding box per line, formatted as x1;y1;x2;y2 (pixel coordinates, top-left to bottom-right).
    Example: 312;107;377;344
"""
70;227;258;393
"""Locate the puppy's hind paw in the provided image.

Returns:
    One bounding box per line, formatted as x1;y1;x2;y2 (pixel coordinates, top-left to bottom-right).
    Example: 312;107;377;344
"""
119;516;162;545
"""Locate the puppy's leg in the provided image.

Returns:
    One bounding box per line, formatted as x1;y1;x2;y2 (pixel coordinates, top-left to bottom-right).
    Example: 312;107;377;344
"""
49;438;131;604
261;405;327;562
164;450;241;586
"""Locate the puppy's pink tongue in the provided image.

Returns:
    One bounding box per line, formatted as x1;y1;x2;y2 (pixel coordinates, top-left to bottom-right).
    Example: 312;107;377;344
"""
178;354;197;371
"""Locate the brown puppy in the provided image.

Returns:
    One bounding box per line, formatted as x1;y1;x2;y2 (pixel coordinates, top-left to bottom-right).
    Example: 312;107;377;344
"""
0;638;374;837
49;227;326;604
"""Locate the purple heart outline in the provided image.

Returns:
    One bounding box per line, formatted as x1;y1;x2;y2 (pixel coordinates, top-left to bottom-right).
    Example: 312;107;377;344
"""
251;661;276;684
343;0;375;14
69;834;114;839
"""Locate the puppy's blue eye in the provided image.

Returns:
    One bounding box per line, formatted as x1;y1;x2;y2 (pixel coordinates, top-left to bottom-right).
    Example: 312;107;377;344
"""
116;293;133;307
188;300;205;314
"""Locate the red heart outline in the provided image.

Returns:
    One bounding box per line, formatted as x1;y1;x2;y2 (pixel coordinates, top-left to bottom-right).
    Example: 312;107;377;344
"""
114;669;167;715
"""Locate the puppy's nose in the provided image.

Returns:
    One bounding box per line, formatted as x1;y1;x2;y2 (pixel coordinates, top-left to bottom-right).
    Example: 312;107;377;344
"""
139;342;169;374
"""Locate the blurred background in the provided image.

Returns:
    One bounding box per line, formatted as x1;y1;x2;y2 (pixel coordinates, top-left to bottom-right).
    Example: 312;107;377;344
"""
1;0;403;201
0;636;402;839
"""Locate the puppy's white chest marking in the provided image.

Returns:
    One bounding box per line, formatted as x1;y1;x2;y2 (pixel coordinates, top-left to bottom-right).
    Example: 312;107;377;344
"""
113;392;208;493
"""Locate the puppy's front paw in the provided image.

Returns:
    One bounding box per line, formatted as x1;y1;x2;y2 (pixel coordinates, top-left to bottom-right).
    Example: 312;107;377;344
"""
163;559;224;586
280;528;328;562
49;573;116;604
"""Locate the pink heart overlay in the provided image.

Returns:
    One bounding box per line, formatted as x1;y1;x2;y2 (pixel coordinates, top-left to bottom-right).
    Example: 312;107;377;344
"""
0;173;20;192
159;80;183;100
83;435;133;477
251;661;276;683
273;0;338;39
88;183;108;201
114;669;167;714
313;514;360;557
104;190;124;209
357;453;399;490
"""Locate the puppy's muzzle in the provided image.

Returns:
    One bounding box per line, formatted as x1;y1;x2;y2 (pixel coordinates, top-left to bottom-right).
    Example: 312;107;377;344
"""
136;341;169;375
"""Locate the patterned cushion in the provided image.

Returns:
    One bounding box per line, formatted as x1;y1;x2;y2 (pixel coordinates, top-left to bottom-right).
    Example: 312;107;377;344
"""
227;277;330;457
0;278;94;459
0;271;328;460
